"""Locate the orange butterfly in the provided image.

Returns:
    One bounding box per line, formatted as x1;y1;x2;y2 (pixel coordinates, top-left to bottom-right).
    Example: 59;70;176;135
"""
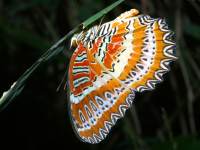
68;9;176;144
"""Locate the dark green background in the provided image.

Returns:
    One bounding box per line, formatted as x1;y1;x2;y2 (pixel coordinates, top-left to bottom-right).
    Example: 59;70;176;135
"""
0;0;200;149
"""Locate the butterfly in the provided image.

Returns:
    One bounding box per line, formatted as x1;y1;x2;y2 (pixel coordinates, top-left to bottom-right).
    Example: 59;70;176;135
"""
67;9;176;144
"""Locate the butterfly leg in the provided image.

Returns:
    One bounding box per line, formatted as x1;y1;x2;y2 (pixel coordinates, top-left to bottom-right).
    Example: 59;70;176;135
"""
115;9;139;20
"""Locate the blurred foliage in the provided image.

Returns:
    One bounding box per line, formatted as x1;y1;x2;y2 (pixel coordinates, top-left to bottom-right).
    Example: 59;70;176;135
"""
0;0;200;150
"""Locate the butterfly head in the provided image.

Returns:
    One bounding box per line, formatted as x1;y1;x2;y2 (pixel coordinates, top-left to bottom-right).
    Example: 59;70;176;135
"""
70;31;85;48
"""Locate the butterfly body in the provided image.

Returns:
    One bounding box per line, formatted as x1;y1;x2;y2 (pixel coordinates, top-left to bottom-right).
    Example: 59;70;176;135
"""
68;9;176;144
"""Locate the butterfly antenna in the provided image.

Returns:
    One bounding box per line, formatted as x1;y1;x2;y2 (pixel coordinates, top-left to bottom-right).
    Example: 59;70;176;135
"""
97;15;106;31
56;69;68;92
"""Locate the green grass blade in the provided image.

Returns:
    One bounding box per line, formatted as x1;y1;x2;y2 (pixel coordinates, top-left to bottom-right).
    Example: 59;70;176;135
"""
0;0;124;111
82;0;124;28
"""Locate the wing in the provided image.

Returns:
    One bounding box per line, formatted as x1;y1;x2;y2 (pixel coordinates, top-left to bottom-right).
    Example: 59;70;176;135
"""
68;9;176;144
68;41;135;143
94;12;176;92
